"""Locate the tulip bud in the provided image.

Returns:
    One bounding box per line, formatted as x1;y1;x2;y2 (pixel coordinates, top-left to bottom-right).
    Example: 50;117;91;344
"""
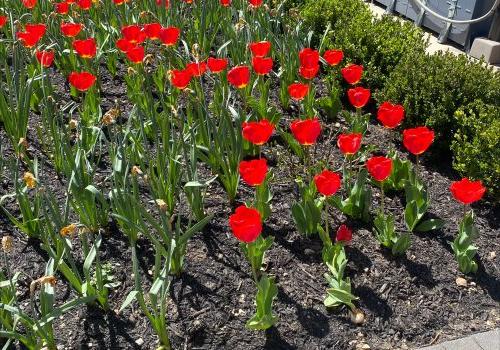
131;166;143;176
60;223;78;237
69;119;78;130
349;307;365;325
155;199;168;213
23;172;37;189
1;236;13;253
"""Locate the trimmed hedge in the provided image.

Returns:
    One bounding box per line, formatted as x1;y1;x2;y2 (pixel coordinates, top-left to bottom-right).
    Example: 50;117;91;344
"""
451;101;500;198
377;52;500;152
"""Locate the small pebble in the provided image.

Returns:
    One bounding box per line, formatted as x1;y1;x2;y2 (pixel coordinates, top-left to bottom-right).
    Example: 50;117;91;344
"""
135;338;144;346
456;277;467;287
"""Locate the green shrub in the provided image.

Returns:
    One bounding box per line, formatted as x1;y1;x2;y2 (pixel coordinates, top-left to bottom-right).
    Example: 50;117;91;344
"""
301;0;427;89
451;101;500;198
376;52;500;151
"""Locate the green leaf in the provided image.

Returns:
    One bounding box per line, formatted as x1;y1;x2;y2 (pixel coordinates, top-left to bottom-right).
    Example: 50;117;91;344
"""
119;290;139;312
415;218;445;232
246;274;278;330
391;233;411;255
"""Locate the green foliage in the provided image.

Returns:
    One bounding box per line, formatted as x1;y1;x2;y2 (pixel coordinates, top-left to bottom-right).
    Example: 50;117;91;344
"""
451;211;479;274
451;101;500;198
323;244;357;309
373;212;411;255
377;52;500;152
331;169;371;223
246;274;278;330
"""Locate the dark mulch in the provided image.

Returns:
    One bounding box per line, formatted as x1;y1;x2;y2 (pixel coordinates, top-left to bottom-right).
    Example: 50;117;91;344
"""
0;62;499;350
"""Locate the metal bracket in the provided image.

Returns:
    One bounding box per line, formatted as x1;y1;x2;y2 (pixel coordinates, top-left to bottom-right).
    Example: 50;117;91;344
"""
438;0;460;43
386;0;396;14
415;0;428;27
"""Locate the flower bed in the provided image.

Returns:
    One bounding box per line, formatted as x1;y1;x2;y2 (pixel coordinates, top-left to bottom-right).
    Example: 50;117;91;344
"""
0;0;499;349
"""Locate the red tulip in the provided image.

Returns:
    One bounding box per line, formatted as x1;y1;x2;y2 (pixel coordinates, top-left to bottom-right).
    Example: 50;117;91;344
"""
248;0;263;7
68;71;96;92
377;102;404;129
323;49;343;66
143;23;162;40
220;0;231;6
336;224;352;243
239;158;268;186
366;156;393;182
186;61;208;77
77;0;92;10
121;25;146;44
347;87;370;109
170;69;191;90
341;64;363;85
314;170;341;196
156;0;170;7
252;56;273;75
299;64;319;80
229;205;262;243
337;133;362;155
73;38;97;59
22;0;37;9
125;45;144;64
249;41;271;57
0;15;7;28
450;178;486;205
299;48;319;68
113;0;128;4
116;38;136;53
61;23;83;37
228;66;250;89
402;126;434;155
207;57;228;73
55;2;69;14
290;117;321;146
17;24;46;48
159;26;180;46
242;119;274;145
288;83;309;100
35;50;54;67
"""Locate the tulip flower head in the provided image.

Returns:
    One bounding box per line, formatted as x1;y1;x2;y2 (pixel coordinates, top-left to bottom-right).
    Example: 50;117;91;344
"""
288;83;309;100
242;119;274;145
220;0;231;6
0;15;7;28
290;117;321;146
73;38;97;58
314;170;341;196
116;38;137;53
377;102;405;129
121;25;146;44
159;26;180;46
229;205;262;243
323;49;343;66
341;64;363;85
55;2;69;14
336;224;352;243
170;69;192;90
347;87;370;109
252;56;273;75
77;0;92;10
228;66;250;89
248;0;263;8
337;133;362;155
403;126;434;156
125;45;145;64
239;158;268;186
143;23;162;40
22;0;37;9
61;22;83;37
17;24;46;48
68;71;96;92
249;41;271;57
450;178;486;205
35;50;54;67
366;156;393;182
207;57;228;73
186;61;208;77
